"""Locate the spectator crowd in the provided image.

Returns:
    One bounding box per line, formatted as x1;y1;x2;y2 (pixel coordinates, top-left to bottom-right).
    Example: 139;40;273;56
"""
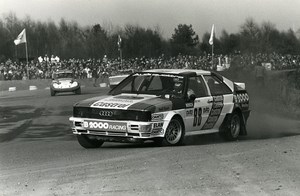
0;53;300;81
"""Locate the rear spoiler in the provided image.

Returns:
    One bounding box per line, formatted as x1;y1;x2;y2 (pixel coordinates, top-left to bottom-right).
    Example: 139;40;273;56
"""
234;82;246;90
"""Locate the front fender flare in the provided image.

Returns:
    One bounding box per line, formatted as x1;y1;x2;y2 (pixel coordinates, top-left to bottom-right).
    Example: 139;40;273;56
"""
162;111;184;136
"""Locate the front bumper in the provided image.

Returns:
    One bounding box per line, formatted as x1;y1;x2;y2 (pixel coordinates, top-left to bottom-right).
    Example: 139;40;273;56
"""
51;85;80;92
69;117;165;140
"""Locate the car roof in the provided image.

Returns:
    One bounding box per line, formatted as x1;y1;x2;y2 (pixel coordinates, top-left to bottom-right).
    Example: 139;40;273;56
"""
55;70;73;74
143;69;211;75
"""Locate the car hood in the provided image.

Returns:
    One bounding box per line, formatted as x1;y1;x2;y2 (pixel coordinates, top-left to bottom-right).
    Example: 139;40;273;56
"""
74;93;173;113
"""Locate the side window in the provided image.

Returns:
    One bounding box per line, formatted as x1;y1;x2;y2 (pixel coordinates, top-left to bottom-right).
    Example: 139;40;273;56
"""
187;76;208;98
204;75;232;96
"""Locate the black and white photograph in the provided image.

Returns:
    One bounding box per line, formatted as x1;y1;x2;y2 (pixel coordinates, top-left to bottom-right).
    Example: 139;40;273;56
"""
0;0;300;195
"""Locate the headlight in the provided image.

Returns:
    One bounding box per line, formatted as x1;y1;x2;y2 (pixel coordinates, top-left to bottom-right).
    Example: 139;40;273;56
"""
72;81;78;86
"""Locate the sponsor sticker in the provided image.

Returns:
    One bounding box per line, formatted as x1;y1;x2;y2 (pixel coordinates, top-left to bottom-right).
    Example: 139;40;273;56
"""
83;120;127;132
133;73;184;79
213;95;224;102
153;122;164;129
207;116;219;123
202;95;224;130
186;109;193;116
185;103;194;108
203;107;210;114
92;102;131;108
106;98;135;103
210;108;222;116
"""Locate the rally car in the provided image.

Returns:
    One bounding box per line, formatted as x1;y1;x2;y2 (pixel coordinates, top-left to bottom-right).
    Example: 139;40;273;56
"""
50;70;81;96
69;69;250;148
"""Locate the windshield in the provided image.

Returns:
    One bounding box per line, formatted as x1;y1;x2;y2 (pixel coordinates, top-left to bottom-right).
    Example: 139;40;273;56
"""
55;72;73;79
109;73;184;96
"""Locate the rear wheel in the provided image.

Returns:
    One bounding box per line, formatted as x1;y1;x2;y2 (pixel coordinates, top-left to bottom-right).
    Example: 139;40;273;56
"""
77;135;104;148
158;117;185;146
222;112;241;141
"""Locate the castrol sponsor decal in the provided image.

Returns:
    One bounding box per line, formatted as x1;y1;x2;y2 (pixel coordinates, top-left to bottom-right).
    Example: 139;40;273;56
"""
83;120;127;131
92;102;131;108
91;94;156;109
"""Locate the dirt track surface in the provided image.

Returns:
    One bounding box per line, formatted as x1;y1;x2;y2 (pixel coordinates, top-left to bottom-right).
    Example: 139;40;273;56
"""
0;84;300;195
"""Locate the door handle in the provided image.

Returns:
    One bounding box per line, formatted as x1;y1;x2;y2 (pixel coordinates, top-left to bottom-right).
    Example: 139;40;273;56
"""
207;100;213;103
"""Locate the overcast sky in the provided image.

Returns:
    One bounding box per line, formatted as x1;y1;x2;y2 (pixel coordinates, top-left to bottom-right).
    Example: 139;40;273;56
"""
1;0;300;38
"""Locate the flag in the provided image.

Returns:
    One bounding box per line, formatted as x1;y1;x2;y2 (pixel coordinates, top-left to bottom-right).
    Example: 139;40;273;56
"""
209;24;214;45
14;29;27;45
117;35;122;49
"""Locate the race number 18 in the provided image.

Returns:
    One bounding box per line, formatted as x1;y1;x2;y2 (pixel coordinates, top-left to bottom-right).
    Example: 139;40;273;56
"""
193;108;202;127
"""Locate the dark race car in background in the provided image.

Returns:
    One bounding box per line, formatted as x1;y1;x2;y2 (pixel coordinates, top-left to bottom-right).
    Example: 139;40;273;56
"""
69;69;250;148
50;70;81;96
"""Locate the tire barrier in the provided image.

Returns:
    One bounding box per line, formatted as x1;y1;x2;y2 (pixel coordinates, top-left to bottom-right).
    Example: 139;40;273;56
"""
8;87;16;92
1;78;110;92
29;86;37;90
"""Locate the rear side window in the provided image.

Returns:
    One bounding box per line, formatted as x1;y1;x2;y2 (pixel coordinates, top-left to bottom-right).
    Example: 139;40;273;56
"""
204;75;232;96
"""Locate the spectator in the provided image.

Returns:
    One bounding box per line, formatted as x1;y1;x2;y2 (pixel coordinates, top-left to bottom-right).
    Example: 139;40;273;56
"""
0;53;299;81
254;61;266;87
0;69;4;80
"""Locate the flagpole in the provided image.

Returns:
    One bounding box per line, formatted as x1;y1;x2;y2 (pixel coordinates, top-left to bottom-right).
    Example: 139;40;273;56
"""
212;43;214;70
25;41;29;79
120;49;123;67
118;35;123;67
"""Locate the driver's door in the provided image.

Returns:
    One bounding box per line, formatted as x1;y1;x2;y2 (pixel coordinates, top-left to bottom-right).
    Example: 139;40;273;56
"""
184;76;213;132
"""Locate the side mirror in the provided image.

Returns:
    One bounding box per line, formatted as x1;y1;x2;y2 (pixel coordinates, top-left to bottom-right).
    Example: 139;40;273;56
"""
188;93;196;102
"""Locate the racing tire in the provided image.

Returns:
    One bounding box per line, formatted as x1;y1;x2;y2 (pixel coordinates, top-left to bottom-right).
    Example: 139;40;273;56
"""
222;112;241;141
159;117;185;146
50;89;56;96
75;87;81;95
77;135;104;148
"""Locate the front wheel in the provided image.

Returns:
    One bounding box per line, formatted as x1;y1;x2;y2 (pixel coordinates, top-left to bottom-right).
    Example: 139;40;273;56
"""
222;112;241;141
77;135;104;148
162;117;185;146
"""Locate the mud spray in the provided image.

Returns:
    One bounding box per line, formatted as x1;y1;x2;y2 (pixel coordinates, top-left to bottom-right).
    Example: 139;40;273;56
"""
245;72;300;140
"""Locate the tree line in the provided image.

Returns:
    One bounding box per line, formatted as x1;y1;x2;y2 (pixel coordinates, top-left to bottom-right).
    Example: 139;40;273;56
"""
0;12;300;62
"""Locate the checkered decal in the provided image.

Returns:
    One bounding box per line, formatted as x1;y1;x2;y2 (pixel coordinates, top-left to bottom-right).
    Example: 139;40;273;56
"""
235;93;249;103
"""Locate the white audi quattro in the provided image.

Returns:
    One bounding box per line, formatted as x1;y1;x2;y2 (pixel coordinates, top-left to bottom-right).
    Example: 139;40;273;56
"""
69;69;250;148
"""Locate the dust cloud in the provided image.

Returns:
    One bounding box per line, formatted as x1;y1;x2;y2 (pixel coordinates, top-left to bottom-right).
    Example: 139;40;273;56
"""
236;71;300;140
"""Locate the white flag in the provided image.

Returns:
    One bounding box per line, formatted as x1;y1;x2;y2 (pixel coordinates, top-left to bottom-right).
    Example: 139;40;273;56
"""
14;29;27;45
209;24;214;45
117;35;122;49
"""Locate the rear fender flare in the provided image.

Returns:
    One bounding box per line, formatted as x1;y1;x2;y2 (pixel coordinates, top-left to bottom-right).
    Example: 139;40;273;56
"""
221;107;247;135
